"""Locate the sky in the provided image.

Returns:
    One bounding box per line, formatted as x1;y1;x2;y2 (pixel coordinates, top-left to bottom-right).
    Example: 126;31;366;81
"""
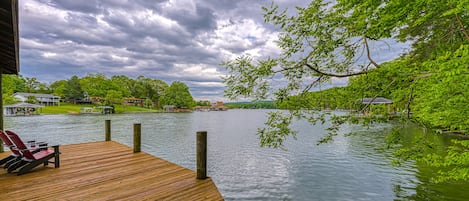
18;0;406;102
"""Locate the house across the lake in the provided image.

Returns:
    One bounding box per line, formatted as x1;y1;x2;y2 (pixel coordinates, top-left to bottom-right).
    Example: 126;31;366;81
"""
14;92;60;106
210;101;228;111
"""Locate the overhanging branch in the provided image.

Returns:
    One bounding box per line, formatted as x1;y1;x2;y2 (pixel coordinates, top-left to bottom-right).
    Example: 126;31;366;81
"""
364;36;380;68
304;63;368;77
455;14;469;41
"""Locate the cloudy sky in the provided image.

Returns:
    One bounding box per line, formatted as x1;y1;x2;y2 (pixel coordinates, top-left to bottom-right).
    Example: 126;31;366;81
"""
18;0;405;101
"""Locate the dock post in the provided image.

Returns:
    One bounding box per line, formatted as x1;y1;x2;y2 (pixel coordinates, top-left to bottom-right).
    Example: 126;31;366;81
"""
105;120;111;141
196;131;207;179
133;123;141;153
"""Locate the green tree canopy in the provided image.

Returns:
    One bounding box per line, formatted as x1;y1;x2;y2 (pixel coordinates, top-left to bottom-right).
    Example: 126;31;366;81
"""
160;81;195;108
64;76;84;100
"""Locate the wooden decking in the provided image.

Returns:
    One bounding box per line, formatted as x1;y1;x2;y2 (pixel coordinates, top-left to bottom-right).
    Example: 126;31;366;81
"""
0;141;223;200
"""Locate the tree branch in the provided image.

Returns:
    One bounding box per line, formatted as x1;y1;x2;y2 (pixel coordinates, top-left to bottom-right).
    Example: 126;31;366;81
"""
304;63;368;77
363;36;380;68
302;75;323;94
455;14;469;41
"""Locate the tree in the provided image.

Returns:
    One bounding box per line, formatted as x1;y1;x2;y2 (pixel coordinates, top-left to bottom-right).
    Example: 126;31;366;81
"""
105;90;123;105
134;76;168;107
223;0;469;182
24;77;40;93
2;75;25;105
26;96;38;104
160;81;195;108
110;75;132;98
2;74;25;94
50;80;68;98
80;73;111;98
63;76;84;100
196;100;211;106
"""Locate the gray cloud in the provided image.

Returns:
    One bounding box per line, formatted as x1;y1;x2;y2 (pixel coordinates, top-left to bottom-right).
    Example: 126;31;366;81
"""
18;0;406;101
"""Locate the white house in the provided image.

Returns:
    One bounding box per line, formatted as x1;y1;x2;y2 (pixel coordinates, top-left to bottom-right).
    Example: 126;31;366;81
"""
14;92;60;106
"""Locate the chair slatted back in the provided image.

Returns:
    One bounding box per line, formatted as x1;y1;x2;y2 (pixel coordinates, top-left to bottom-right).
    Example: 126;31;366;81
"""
0;130;22;155
5;130;36;160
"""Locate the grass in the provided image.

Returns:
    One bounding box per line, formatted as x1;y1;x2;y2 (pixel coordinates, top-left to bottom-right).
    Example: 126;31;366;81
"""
41;102;159;114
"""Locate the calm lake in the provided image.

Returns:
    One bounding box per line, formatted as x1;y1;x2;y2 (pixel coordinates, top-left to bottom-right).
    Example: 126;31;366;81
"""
3;109;468;200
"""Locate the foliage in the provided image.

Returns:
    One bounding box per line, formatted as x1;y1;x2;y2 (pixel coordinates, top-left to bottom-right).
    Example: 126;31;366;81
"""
196;100;211;106
384;124;469;183
49;74;169;106
2;73;193;112
50;80;68;98
1;74;25;105
104;90;123;105
225;101;276;109
258;111;297;148
160;81;195;108
277;87;353;110
426;140;469;183
411;45;469;132
63;76;84;100
25;96;38;104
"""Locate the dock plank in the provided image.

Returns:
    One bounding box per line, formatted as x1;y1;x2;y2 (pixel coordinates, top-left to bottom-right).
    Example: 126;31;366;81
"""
0;141;223;200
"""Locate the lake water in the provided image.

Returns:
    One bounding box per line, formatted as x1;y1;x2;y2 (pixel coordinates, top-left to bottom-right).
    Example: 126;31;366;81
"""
3;109;469;200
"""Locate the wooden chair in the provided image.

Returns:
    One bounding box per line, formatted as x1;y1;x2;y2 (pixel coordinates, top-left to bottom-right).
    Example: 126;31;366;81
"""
0;130;21;167
1;130;48;169
5;130;60;175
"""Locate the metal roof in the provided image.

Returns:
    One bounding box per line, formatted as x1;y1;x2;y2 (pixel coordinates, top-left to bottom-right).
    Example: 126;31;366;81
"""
3;102;44;108
361;97;393;104
0;0;19;74
14;92;60;98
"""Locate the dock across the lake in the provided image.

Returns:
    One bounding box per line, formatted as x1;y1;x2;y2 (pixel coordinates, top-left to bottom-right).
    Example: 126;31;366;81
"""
0;141;223;200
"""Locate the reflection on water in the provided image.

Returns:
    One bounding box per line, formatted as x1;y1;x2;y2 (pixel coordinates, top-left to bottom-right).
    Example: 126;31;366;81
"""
3;110;469;200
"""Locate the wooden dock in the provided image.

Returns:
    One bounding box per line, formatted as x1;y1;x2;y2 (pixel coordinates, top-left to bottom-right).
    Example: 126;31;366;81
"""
0;141;223;200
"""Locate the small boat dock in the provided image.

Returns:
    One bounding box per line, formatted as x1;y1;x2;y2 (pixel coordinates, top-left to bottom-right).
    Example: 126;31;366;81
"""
0;141;223;200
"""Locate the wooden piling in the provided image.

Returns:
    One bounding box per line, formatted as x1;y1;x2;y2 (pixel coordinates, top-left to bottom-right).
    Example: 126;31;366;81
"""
105;120;111;141
196;131;207;179
133;123;141;153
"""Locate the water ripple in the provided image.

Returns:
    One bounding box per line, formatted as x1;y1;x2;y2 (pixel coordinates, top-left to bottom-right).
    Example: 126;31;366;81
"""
4;110;469;200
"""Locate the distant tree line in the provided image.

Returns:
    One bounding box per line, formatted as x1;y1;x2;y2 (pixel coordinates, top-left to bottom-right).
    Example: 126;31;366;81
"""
1;74;195;109
225;101;276;109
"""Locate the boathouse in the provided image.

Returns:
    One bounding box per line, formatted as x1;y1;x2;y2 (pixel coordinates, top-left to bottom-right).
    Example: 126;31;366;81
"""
360;97;393;105
3;102;44;116
360;97;394;115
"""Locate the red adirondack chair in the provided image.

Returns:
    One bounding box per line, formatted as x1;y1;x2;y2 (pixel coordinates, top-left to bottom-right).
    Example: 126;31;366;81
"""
5;130;60;175
1;130;48;169
0;130;21;167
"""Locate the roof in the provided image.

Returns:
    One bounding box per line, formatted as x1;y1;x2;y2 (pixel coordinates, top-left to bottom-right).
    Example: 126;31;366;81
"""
0;0;19;74
361;97;393;104
3;102;44;108
14;92;60;98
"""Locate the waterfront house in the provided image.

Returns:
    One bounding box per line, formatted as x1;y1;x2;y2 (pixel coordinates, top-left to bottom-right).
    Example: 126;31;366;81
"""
124;97;144;106
14;92;60;106
210;101;228;111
